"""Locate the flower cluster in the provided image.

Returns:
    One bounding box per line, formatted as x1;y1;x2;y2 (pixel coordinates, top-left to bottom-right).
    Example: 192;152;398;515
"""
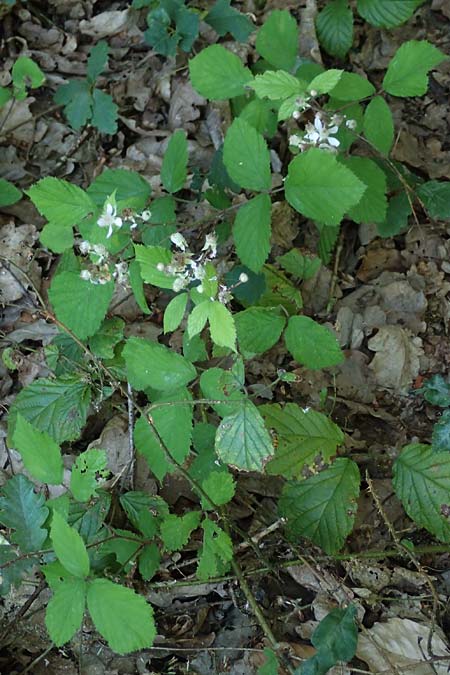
289;111;357;154
96;196;151;239
78;240;128;286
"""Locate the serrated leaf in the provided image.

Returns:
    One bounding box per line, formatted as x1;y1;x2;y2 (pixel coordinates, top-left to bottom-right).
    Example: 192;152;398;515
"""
207;300;236;350
197;520;233;580
341;157;387;224
363;96;394;156
432;411;450;453
161;130;188;193
45;577;86;647
87;40;109;81
377;191;411;238
205;0;253;42
418;181;450;220
279;458;360;554
383;40;447;97
316;0;353;59
91;88;118;134
12;414;63;485
201;470;236;510
89;317;125;359
27;177;95;228
235;307;285;356
187;300;210;339
70;449;108;502
233;194;271;273
120;491;169;531
329;72;374;101
88;169;151;211
262;403;344;478
134;244;176;289
215;401;274;471
251;70;303;100
134;388;193;481
124;337;196;392
87;578;156;654
285;148;366;226
0;475;48;552
160;511;202;551
164;293;188;333
200;366;245;417
54;80;92;130
255;10;298;71
285;315;344;370
393;443;450;541
189;45;253;100
357;0;423;28
8;375;91;444
420;374;450;407
276;249;321;280
309;69;343;94
51;511;90;578
223;118;271;192
49;271;114;341
0;178;21;207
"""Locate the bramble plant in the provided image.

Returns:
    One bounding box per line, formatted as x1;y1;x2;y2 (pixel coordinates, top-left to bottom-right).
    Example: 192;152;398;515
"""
1;7;450;672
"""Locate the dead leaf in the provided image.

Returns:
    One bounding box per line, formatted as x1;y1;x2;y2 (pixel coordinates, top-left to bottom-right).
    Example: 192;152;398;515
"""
79;10;133;38
368;326;423;393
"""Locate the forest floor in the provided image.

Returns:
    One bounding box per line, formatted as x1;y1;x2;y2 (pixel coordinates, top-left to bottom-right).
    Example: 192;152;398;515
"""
1;0;450;673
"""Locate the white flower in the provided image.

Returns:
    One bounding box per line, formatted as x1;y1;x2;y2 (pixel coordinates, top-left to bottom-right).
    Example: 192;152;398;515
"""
346;118;357;130
141;210;151;221
289;134;302;148
170;232;188;251
92;243;108;264
97;202;123;239
304;114;340;151
173;277;188;293
202;233;217;258
239;273;248;283
79;240;91;255
80;269;91;281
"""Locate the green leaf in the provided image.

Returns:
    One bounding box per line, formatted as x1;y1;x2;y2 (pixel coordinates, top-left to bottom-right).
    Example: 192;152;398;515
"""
393;444;450;542
377;191;411;238
357;0;423;28
432;411;450;453
144;6;178;57
308;69;343;95
54;80;92;130
285;315;344;370
329;72;374;101
189;45;253;100
215;401;274;471
235;307;285;356
187;301;210;339
88;169;151;211
223;118;271;192
123;337;196;392
255;10;298;71
197;520;233;580
134;244;176;289
12;414;63;485
87;40;109;81
251;70;303;100
8;375;91;444
160;511;202;551
0;87;12;107
201;470;236;510
51;510;90;578
420;375;450;407
12;56;45;99
418;181;450;220
233;194;272;273
91;88;118;134
239;99;277;137
70;449;108;502
279;458;360;554
0;178;21;207
134;388;193;481
200;366;245;417
0;475;48;552
161;130;188;193
139;543;160;581
89;317;125;359
27;177;95;228
258;648;280;675
258;265;303;314
262;403;344;478
383;40;447;97
164;293;188;333
276;249;321;280
40;220;74;253
303;605;358;674
316;0;353;59
87;578;156;654
285;149;366;226
205;0;254;42
363;96;394;156
341;157;387;224
45;577;86;647
207;301;236;351
0;546;37;596
49;271;114;341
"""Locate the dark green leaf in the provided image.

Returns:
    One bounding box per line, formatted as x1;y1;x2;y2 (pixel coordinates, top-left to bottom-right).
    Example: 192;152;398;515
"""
205;0;253;41
316;0;353;59
54;80;92;130
88;169;151;211
161;130;188;193
357;0;424;28
432;411;450;453
418;181;450;220
87;41;109;81
0;475;48;552
91;88;118;134
0;178;21;207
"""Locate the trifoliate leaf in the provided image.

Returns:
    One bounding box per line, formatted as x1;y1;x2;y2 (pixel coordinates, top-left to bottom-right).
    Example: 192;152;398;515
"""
261;403;344;479
279;458;360;554
341;156;387;224
357;0;424;28
235;307;285;356
0;475;48;552
285;315;344;370
70;449;108;502
215;401;274;471
91;88;118;134
255;9;298;71
164;293;188;333
87;578;156;654
0;178;21;207
285;148;366;226
12;414;63;485
160;511;202;551
363;96;394;156
316;0;353;59
161;130;188;193
418;181;450;220
251;70;303;100
197;520;233;580
205;0;254;42
88;168;151;211
87;40;109;81
189;45;253;100
124;337;196;392
45;578;86;647
201;470;236;510
223;118;271;191
233;194;272;272
51;511;90;578
54;80;92;130
393;443;450;541
48;271;114;341
383;40;447;97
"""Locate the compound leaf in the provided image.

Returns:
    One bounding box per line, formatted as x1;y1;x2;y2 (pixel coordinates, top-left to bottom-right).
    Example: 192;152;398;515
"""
197;520;233;580
91;88;118;134
54;80;92;130
87;40;109;81
205;0;253;42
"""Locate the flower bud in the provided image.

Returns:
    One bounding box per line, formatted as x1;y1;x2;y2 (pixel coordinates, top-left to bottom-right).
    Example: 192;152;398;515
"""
239;273;249;283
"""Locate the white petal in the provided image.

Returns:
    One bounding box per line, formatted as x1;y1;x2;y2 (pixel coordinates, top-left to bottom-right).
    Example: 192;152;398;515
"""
328;137;340;147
